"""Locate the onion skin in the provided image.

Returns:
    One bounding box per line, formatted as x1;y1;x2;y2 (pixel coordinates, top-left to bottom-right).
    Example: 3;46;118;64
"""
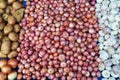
0;59;7;68
0;72;7;80
8;58;18;68
1;64;12;74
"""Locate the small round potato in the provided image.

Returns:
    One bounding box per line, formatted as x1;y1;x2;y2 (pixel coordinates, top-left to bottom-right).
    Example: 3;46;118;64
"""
14;24;20;33
12;1;22;10
8;16;16;25
8;32;18;41
4;25;13;34
11;42;18;50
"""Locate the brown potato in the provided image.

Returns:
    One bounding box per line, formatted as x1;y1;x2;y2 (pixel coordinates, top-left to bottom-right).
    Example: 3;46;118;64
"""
8;51;17;58
8;32;18;41
7;16;16;25
0;31;2;40
8;0;16;4
0;9;4;14
0;52;6;58
12;1;22;10
0;1;7;9
11;42;18;50
13;8;24;22
2;36;10;42
2;13;9;21
4;25;13;34
0;16;3;22
0;23;5;30
5;6;12;14
1;41;11;54
13;24;20;33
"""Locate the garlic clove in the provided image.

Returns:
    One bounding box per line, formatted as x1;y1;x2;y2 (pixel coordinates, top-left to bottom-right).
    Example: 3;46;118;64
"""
102;70;110;78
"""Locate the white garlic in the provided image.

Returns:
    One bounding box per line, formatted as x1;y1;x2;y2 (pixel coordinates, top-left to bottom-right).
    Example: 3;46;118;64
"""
108;77;116;80
102;70;110;78
99;63;105;71
111;59;119;65
111;71;119;78
99;50;109;61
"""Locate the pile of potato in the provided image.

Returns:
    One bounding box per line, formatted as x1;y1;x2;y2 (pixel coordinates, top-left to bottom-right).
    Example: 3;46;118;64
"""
0;0;24;80
0;0;24;58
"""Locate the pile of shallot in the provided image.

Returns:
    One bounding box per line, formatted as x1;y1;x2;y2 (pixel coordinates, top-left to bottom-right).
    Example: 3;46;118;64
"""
17;0;101;80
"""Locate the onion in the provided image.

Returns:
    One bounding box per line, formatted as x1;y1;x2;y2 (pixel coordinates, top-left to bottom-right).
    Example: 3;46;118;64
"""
0;72;7;80
0;59;7;68
1;64;12;74
8;59;18;68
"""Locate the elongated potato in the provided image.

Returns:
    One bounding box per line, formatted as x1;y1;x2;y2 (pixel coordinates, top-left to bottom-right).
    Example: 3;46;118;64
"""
11;42;18;50
1;41;11;54
8;51;17;58
0;52;7;58
0;1;7;9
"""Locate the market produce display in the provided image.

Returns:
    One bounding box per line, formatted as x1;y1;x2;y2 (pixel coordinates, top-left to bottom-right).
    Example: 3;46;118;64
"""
0;0;24;80
96;0;120;80
0;0;120;80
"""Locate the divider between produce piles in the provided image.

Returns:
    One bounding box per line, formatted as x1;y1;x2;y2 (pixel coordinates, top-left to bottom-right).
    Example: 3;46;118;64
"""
96;0;120;80
0;0;24;80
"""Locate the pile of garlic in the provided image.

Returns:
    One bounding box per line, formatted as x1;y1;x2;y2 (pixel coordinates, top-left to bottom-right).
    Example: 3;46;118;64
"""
96;0;120;79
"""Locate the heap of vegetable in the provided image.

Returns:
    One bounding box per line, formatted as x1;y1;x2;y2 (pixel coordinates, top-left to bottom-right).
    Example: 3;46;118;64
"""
0;0;24;58
0;0;24;80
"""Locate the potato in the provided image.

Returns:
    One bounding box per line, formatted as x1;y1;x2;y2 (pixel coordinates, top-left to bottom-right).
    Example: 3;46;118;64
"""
5;6;12;14
14;24;20;33
8;16;16;25
8;0;16;4
8;32;18;41
2;13;9;21
2;36;10;42
8;51;17;58
11;42;18;50
12;1;22;10
0;9;4;14
1;41;11;54
13;8;24;22
0;16;3;22
0;31;2;40
0;52;6;58
0;23;5;30
4;25;13;34
0;1;7;9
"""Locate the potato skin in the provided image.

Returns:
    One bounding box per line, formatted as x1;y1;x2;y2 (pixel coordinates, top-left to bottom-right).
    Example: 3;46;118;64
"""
11;42;18;50
13;24;20;33
7;16;16;25
0;31;3;40
8;51;17;58
1;41;11;54
0;23;5;30
13;8;24;22
0;1;7;9
8;32;18;41
8;0;16;4
0;52;7;58
4;25;13;34
12;1;22;10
